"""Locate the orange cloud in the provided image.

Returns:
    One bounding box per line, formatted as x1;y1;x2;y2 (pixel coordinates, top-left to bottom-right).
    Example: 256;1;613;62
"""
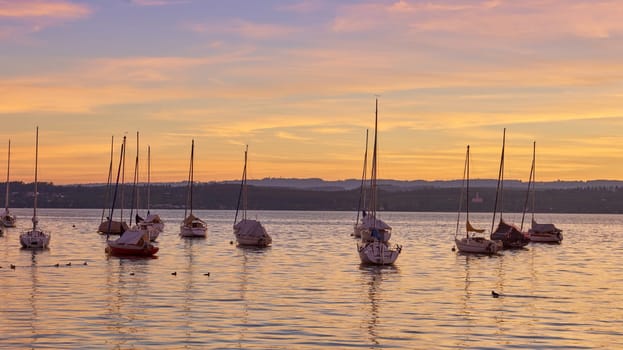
187;19;300;40
0;0;90;19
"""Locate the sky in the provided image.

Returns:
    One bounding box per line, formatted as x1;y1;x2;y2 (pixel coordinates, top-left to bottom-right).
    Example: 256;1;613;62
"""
1;0;623;185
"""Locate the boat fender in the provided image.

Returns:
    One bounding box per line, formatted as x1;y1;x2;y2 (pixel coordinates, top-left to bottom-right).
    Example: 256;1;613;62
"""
487;242;494;253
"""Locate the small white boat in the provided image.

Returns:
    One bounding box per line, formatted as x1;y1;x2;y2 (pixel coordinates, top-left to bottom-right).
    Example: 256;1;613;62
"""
356;99;401;265
528;220;563;243
1;140;16;227
135;146;164;241
180;213;207;238
233;146;272;247
20;127;51;249
454;145;502;254
180;139;207;238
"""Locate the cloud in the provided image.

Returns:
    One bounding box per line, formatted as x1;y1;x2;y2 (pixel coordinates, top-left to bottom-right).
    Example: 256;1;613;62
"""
0;0;91;40
187;18;300;40
130;0;189;6
331;0;623;40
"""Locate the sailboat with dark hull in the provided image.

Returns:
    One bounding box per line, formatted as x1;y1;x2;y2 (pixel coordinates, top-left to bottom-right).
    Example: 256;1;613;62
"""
98;136;129;235
454;145;502;254
357;99;402;265
522;142;563;243
180;140;207;238
489;129;531;249
1;140;16;228
233;145;272;247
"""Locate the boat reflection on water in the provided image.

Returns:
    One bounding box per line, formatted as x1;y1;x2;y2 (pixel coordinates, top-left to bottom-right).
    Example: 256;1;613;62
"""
104;255;154;348
236;246;269;348
359;264;399;347
28;250;41;346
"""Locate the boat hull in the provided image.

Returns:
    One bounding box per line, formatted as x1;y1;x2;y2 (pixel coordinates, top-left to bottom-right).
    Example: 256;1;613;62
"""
20;230;51;249
358;241;401;265
98;220;129;235
105;243;159;257
180;225;207;238
528;230;563;243
455;237;502;254
1;214;16;227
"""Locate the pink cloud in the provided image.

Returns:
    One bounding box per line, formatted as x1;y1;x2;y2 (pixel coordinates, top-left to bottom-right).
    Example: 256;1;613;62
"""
332;0;623;39
187;19;299;40
130;0;189;6
0;0;91;19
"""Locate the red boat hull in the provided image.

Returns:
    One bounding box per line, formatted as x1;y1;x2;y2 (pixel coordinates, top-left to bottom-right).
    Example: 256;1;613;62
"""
105;243;159;257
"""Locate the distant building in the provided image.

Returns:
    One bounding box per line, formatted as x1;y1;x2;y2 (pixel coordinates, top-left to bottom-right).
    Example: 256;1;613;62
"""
472;192;483;203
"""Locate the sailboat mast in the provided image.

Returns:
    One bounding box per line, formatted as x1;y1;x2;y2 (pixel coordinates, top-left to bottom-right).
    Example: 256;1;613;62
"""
32;127;39;231
233;145;248;225
455;145;469;239
147;145;151;215
520;141;536;230
5;139;10;211
189;140;195;215
243;145;248;221
355;130;369;225
129;132;139;225
466;145;471;238
368;99;379;221
531;141;536;223
491;128;506;234
107;137;126;239
101;136;114;224
121;136;126;223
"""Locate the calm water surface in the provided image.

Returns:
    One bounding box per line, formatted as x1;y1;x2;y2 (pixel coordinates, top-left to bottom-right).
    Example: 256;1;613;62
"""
1;209;622;349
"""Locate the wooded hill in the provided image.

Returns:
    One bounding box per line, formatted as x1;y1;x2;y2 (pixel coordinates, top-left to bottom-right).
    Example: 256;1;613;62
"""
3;181;623;213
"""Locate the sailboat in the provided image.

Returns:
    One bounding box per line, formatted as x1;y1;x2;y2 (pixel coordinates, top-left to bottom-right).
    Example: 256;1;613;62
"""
489;129;531;249
180;139;207;237
522;142;563;243
98;136;129;235
233;145;272;247
19;127;51;249
105;135;159;257
454;145;502;254
357;99;402;265
1;140;16;227
136;145;164;241
353;129;369;238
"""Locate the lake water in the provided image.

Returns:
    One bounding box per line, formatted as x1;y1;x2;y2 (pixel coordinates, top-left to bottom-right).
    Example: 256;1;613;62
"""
1;209;622;349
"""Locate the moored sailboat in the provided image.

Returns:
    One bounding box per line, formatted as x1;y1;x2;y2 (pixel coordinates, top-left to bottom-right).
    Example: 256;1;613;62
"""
454;145;502;254
1;140;16;228
98;136;129;235
105;135;158;257
233;145;272;247
180;140;207;238
19;127;51;249
136;145;164;241
489;129;530;249
357;99;402;265
521;142;563;243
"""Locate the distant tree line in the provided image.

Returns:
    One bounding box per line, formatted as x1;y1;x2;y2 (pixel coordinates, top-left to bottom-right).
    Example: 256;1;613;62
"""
3;181;623;213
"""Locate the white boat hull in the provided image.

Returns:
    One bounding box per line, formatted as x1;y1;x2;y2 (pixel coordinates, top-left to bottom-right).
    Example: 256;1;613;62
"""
180;225;207;237
455;237;502;254
358;241;401;265
1;214;16;227
528;230;563;243
20;229;50;249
